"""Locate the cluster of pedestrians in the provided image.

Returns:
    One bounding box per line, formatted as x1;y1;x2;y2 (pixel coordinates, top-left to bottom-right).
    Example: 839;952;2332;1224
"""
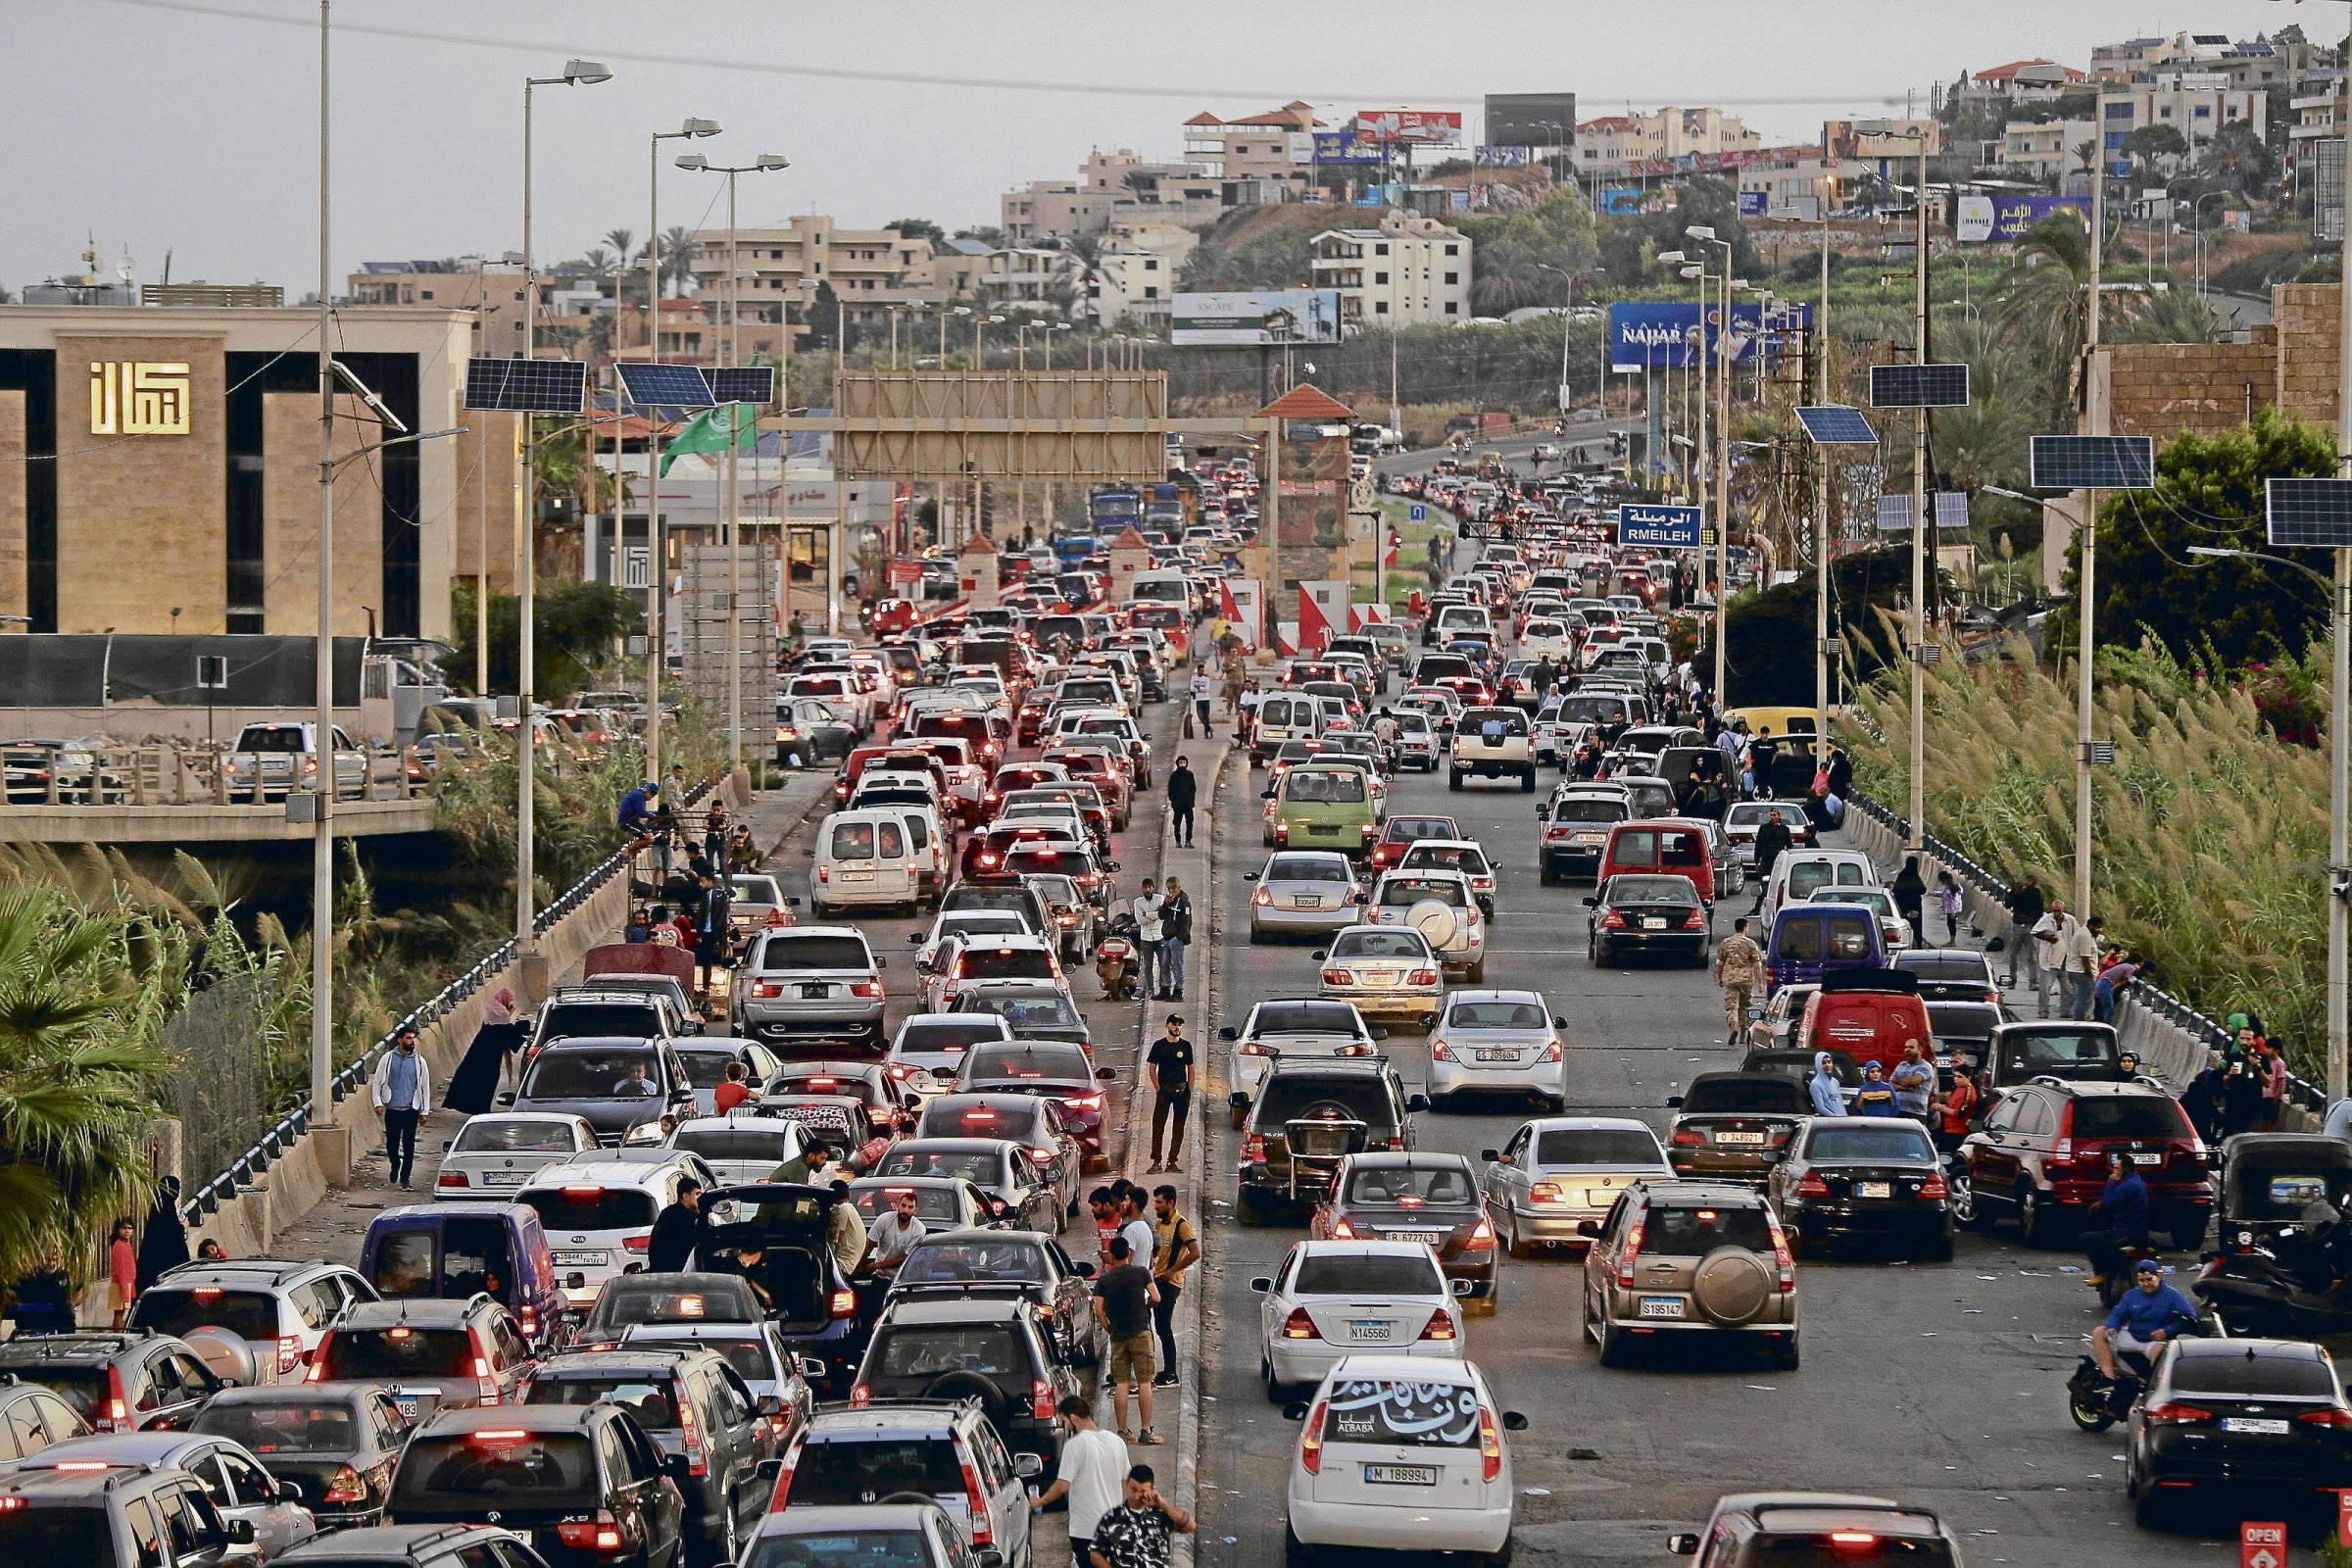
1126;876;1195;1001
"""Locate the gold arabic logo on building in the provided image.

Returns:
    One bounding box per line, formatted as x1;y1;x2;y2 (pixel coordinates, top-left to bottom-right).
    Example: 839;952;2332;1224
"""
89;361;192;435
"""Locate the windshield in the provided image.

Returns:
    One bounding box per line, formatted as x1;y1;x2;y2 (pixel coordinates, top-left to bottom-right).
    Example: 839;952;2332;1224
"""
454;1119;580;1154
787;1439;962;1506
1330;930;1430;960
522;1188;659;1231
2171;1352;2342;1398
1318;1376;1481;1448
961;993;1081;1033
964;1044;1091;1081
2071;1098;2191;1140
523;1375;679;1431
1250;1004;1361;1037
1548;799;1625;825
896;1240;1043;1285
1378;878;1465;908
129;1288;278;1341
1293;1254;1445;1295
756;935;872;973
522;1049;662;1101
392;1433;602;1510
320;1328;473;1379
1344;1166;1473;1205
956;947;1056;982
1609;828;1706;868
0;1508;108;1558
673;1128;798;1162
1286;771;1366;805
1267;857;1350;884
870;1326;1023;1379
1254;1078;1393;1129
1645;1205;1774;1251
876;1148;1001;1185
1609;876;1696;904
746;1534;933;1568
1806;1126;1936;1162
1445;1001;1545;1030
1682;1079;1809;1114
192;1400;359;1454
536;1004;660;1043
898;1021;1004;1056
1535;1128;1663;1166
849;1185;969;1223
2002;1029;2117;1073
1747;1541;1956;1566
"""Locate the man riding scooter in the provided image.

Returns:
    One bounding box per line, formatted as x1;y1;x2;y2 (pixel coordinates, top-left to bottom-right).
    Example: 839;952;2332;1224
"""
2092;1259;2201;1382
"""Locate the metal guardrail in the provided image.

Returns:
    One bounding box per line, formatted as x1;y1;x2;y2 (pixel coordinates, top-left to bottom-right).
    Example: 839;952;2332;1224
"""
1845;790;2318;1112
178;774;721;1222
3;744;429;808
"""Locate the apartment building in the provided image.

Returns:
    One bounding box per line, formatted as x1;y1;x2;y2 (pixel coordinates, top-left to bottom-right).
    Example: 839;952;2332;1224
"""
1001;150;1221;244
346;259;570;356
1996;119;2098;181
1309;209;1472;328
1181;101;1321;200
1953;59;2088;106
684;216;942;334
1573;107;1760;177
2096;79;2267;172
1078;223;1198;330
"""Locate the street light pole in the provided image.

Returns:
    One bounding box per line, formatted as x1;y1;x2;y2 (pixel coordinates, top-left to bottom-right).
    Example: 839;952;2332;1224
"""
311;0;334;1129
1814;180;1834;757
1909;131;1930;853
2077;121;2106;919
517;59;611;995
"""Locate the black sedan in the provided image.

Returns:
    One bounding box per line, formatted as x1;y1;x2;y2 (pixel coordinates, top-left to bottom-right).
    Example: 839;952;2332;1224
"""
191;1382;415;1528
2127;1337;2352;1532
1585;874;1710;967
950;1040;1118;1172
1664;1071;1812;1185
884;1227;1104;1368
1766;1116;1954;1260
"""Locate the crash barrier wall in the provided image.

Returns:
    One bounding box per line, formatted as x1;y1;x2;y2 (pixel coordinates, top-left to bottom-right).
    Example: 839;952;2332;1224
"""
180;771;752;1257
1840;793;2302;1117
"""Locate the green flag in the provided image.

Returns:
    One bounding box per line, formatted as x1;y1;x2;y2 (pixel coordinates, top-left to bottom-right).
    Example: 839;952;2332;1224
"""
659;402;758;475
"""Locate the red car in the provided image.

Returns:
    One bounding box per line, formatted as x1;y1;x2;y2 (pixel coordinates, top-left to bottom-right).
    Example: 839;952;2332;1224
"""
1370;813;1463;872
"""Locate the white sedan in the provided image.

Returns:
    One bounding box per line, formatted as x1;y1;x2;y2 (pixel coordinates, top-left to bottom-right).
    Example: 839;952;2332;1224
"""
434;1112;597;1200
1221;999;1384;1126
1251;1240;1466;1397
1282;1353;1524;1562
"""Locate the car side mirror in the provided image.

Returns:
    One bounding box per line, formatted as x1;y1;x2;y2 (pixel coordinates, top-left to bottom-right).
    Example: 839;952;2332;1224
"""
907;932;924;943
226;1521;257;1548
1576;1219;1602;1237
756;1394;785;1418
1283;1400;1311;1421
874;957;887;969
1310;950;1329;962
496;1091;516;1107
975;1553;1004;1568
1218;1027;1238;1041
784;897;802;907
1242;871;1259;883
1072;1260;1096;1278
1369;1026;1389;1042
796;1354;828;1381
1250;1277;1273;1294
1480;1148;1501;1162
1553;1016;1569;1029
1451;1277;1474;1297
754;1457;784;1486
1260;789;1276;800
1668;1533;1702;1555
1582;897;1598;908
1012;1450;1045;1479
1406;1094;1430;1113
1501;1410;1529;1432
1665;1095;1685;1108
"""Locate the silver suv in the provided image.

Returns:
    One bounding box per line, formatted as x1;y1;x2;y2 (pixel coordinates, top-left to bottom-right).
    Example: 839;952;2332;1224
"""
127;1258;378;1383
731;927;888;1052
769;1402;1041;1565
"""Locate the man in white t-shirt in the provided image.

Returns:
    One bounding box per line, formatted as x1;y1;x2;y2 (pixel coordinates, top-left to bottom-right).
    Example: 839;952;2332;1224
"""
2031;901;2080;1022
1131;879;1167;999
864;1190;928;1277
1033;1393;1129;1568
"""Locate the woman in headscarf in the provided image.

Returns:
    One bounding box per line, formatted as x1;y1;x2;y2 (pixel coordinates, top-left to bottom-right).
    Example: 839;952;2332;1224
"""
445;988;524;1114
1807;1052;1847;1117
135;1175;190;1292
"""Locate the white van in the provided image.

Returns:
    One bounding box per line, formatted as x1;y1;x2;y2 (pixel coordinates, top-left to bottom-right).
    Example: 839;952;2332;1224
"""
846;795;950;904
1434;604;1495;640
1127;569;1193;610
812;808;923;916
1249;691;1326;763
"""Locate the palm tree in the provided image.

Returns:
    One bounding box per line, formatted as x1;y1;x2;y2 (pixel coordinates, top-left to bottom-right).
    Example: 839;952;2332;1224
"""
0;884;173;1286
661;226;697;297
579;246;616;287
1993;216;2094;426
2120;287;2227;345
605;229;640;307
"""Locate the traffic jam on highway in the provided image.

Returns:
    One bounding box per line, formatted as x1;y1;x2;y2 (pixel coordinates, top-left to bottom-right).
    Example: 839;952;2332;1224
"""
12;441;2350;1568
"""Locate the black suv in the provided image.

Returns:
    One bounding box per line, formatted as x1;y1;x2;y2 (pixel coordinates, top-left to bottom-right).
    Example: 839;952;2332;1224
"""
0;1331;223;1434
0;1460;258;1568
885;1229;1104;1368
387;1404;688;1568
1237;1058;1426;1224
520;1348;778;1566
850;1296;1082;1464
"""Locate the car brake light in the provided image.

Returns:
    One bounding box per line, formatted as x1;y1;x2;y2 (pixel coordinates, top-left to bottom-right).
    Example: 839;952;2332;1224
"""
555;1514;625;1552
1242;1134;1265;1163
1298;1397;1330;1475
1600;910;1626;929
830;1289;858;1319
1683;909;1707;931
1322;968;1353;987
1478;1405;1504;1482
1464;1219;1494;1251
1027;1145;1057;1165
623;1235;651;1252
1251;888;1272;906
1419;1309;1458;1342
849;1383;872;1408
1281;1306;1321;1341
1065;1094;1103;1111
1327;1218;1358;1239
1030;1376;1056;1422
305;1348;327;1384
2142;1402;2214;1426
322;1464;366;1503
816;864;830;883
1670;1127;1704;1146
1238;1041;1270;1055
1767;1212;1795;1291
436;1171;470;1189
1917;1172;1948;1200
851;980;885;1000
1616;1222;1643;1289
1539;1039;1564;1062
473;1352;501;1405
2298;1407;2352;1428
676;1382;709;1476
1796;1173;1832;1199
278;1334;305;1376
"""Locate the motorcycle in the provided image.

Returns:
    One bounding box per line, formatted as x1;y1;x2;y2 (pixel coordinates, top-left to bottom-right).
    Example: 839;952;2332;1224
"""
2192;1234;2352;1339
2066;1350;2151;1433
1096;911;1142;1001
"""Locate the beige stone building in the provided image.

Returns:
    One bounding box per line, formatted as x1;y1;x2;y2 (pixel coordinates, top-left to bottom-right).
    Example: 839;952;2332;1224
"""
0;303;474;638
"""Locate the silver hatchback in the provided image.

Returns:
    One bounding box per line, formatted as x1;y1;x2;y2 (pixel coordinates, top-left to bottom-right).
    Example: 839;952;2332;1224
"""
1247;850;1363;940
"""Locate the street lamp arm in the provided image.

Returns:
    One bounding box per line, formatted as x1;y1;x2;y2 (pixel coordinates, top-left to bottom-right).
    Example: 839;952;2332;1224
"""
2186;544;2338;591
330;425;466;469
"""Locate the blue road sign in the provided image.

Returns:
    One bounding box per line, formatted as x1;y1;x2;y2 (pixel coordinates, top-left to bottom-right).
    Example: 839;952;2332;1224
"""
1616;504;1702;549
1408;503;1427;522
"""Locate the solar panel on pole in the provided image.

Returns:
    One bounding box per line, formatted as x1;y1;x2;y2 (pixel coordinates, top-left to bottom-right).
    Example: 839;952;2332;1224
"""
1869;363;1972;409
2267;478;2352;549
2029;435;2155;491
1796;406;1878;446
1873;493;1973;532
706;366;776;406
615;363;716;413
463;357;588;415
1933;491;1970;530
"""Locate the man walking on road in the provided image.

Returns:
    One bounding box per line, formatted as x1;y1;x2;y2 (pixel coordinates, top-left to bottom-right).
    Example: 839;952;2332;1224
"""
1713;917;1764;1046
1094;1236;1159;1443
647;1180;704;1273
1747;810;1792;914
1188;669;1213;736
2004;873;2045;1000
369;1026;431;1190
2031;899;2078;1020
1164;757;1197;850
1158;877;1193;1000
1032;1395;1127;1568
1148;1185;1199;1392
1131;879;1166;1002
1146;1015;1195;1171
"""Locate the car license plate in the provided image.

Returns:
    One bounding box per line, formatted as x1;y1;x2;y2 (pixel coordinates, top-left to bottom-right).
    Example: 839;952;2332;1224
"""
553;1250;607;1268
1476;1048;1519;1062
1642;916;1666;930
841;869;875;881
1858;1181;1892;1199
1348;1319;1393;1342
800;982;830;1000
1638;1297;1686;1319
394;1394;420;1418
1309;825;1339;836
1715;1131;1767;1146
1384;1231;1443;1244
1362;970;1398;988
485;1170;526;1186
1292;896;1324;909
2223;1416;2291;1435
1364;1464;1438;1487
2132;1152;2162;1165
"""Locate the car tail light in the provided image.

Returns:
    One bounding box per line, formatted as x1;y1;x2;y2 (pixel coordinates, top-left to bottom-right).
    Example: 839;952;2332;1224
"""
472;1351;501;1406
1237;1041;1270;1056
748;981;783;1000
1796;1173;1832;1199
622;1234;651;1252
851;979;884;1000
2142;1402;2214;1426
555;1513;625;1552
1419;1309;1458;1342
1282;1307;1321;1341
830;1289;858;1319
1410;967;1442;985
1322;968;1353;987
1766;1212;1795;1291
1540;1040;1564;1062
1530;1181;1565;1204
1251;888;1273;906
1670;1127;1703;1146
1616;1222;1643;1289
957;1449;996;1544
1064;1094;1103;1112
1917;1172;1948;1200
437;1171;470;1190
1683;910;1707;931
816;864;831;884
322;1464;366;1504
1242;1134;1266;1163
768;909;788;928
1600;910;1626;929
848;1383;872;1408
277;1335;305;1376
1464;1219;1494;1251
1027;1145;1057;1165
305;1345;328;1384
676;1381;709;1476
1478;1405;1504;1482
2298;1407;2352;1428
1327;1218;1357;1239
1299;1398;1329;1475
1030;1376;1056;1421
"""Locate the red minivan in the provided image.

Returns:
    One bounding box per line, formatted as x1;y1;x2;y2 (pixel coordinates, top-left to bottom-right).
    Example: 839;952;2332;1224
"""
1795;968;1933;1077
1596;819;1715;904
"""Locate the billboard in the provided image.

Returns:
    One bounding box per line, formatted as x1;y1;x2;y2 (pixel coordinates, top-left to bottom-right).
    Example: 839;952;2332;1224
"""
1475;145;1532;167
1170;289;1344;346
1483;92;1578;151
1617;504;1703;549
1737;191;1769;218
1608;302;1814;372
1954;193;2090;243
1601;187;1643;216
1353;109;1464;146
1313;130;1383;166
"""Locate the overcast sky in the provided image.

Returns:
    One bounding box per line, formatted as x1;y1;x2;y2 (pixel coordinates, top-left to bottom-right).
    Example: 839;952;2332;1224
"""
2;0;2329;294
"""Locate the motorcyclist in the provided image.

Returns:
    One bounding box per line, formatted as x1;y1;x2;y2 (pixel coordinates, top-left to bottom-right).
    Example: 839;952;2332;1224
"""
2092;1259;2200;1379
2084;1152;2152;1290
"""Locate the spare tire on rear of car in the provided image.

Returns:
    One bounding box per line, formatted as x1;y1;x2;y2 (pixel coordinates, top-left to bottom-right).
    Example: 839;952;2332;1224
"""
1405;899;1459;952
1690;1245;1773;1326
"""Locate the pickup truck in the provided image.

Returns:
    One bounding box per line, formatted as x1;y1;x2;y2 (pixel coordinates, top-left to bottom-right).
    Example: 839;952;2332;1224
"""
1448;707;1538;793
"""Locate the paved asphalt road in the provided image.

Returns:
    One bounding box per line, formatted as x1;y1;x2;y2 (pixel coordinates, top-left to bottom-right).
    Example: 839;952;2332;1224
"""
1185;747;2234;1567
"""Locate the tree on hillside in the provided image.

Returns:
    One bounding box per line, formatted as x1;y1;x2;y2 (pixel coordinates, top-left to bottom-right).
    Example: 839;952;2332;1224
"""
2202;122;2279;193
446;580;643;700
1457;188;1601;316
1593;176;1760;285
1701;546;1936;705
2124;123;2189;167
2060;411;2336;668
1179;228;1314;292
